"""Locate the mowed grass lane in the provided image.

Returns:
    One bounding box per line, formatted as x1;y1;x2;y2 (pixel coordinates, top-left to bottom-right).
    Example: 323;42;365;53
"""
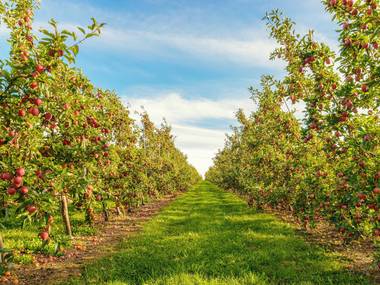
65;181;372;285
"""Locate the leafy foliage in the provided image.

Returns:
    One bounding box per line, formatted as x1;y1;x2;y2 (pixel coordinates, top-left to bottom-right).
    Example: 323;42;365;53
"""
207;0;379;243
0;0;201;274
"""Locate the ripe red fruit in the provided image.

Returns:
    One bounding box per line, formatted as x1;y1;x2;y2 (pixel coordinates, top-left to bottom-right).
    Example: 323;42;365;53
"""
35;64;44;73
63;103;70;110
351;8;358;16
368;204;377;211
57;50;64;57
63;139;71;146
373;42;379;49
20;186;28;194
18;109;26;117
30;81;38;89
361;84;368;92
44;112;53;121
357;193;367;200
29;107;39;116
7;187;17;195
34;98;43;106
373;187;380;195
8;130;16;137
26;205;37;214
329;0;337;6
344;99;353;109
1;172;12;180
16;168;25;177
13;176;23;186
344;38;352;47
39;231;49;241
362;42;369;49
35;170;43;179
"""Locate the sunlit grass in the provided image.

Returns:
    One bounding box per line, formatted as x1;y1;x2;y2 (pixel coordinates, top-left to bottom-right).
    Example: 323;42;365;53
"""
0;206;98;263
64;181;372;284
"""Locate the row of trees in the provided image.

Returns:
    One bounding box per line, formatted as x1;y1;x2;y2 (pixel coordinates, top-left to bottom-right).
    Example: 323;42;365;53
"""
206;0;379;239
0;0;200;252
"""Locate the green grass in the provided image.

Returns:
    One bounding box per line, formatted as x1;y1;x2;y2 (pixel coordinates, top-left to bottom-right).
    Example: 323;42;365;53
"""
0;207;97;263
64;181;372;285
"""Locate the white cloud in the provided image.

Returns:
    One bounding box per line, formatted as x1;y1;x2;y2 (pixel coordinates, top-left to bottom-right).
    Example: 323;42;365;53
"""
94;28;281;68
125;93;257;176
125;93;255;123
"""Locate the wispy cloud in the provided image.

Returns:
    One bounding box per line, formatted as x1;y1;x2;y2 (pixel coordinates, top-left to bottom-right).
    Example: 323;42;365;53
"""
125;93;256;124
126;93;257;175
93;28;281;68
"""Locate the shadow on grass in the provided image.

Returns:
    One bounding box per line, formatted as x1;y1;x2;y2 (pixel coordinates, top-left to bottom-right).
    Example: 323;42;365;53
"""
65;182;372;285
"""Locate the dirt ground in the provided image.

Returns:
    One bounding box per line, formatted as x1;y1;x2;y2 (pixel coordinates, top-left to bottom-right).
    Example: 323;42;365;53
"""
11;193;179;285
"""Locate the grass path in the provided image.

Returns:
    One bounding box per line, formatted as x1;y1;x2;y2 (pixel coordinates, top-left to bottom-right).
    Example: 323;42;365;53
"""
65;181;372;285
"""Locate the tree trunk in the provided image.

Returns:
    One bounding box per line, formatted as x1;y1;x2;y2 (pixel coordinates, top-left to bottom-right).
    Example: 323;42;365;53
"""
115;202;123;216
60;193;72;237
102;201;109;222
86;207;95;225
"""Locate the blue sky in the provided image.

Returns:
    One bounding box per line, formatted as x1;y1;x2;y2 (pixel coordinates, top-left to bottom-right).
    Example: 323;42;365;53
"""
1;0;339;175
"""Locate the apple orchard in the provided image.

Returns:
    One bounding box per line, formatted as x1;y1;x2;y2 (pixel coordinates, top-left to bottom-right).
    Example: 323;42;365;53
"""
207;0;379;240
0;0;200;272
0;0;380;279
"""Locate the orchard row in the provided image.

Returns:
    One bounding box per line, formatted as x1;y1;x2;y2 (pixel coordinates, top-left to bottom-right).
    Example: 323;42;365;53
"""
0;0;200;249
206;0;379;239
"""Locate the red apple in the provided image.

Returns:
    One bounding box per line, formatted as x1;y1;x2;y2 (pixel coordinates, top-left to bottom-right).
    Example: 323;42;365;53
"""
1;172;12;180
29;107;39;116
357;193;367;200
20;186;28;194
44;112;53;121
16;168;25;177
7;187;17;195
18;109;26;117
34;98;43;106
39;231;49;241
13;176;23;186
26;205;37;214
35;64;44;73
344;38;352;47
30;81;38;89
373;187;380;195
351;8;358;16
35;170;43;179
361;84;368;92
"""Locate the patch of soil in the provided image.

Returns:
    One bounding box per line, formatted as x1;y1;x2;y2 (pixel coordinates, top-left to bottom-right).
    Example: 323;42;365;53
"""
9;193;180;285
266;207;379;283
235;190;379;284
